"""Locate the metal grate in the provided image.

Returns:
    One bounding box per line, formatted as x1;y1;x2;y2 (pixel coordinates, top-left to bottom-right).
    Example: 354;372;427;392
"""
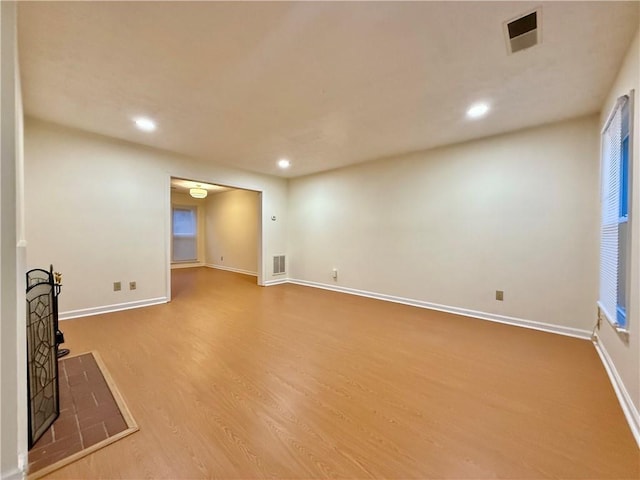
505;9;540;54
273;255;286;275
26;276;59;448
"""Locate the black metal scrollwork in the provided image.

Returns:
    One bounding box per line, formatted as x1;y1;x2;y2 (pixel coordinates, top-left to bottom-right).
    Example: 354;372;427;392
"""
26;265;66;448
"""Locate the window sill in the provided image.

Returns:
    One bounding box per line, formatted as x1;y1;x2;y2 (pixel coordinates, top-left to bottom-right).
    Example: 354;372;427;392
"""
605;318;630;341
597;303;630;340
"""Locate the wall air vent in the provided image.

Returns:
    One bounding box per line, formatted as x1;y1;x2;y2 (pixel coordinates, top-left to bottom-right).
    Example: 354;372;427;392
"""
504;9;540;54
273;255;286;275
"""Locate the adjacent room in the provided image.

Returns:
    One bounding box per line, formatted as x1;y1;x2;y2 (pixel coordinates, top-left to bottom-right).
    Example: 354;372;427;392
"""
170;177;261;284
1;1;639;479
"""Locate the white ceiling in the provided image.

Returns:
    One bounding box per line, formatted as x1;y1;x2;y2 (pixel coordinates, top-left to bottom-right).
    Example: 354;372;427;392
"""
18;1;639;178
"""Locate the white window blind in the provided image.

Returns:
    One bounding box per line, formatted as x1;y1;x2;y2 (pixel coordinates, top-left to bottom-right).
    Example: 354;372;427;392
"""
598;96;627;326
172;206;197;262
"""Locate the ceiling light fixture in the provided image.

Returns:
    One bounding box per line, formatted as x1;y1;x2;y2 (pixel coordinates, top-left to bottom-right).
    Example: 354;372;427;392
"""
189;186;208;199
466;103;490;119
278;158;291;169
133;117;157;132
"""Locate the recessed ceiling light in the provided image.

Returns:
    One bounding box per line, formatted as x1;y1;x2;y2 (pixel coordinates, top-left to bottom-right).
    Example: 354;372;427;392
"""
134;117;156;132
466;103;490;119
278;159;290;169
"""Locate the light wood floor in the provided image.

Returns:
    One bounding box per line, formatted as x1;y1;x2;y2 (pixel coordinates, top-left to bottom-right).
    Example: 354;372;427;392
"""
45;267;639;479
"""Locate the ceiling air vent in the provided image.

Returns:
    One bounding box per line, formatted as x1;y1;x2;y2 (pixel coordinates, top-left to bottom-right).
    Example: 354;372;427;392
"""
505;9;540;54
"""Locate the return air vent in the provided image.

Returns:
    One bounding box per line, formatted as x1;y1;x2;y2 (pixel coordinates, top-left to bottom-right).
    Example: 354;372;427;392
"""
273;255;286;275
504;9;540;54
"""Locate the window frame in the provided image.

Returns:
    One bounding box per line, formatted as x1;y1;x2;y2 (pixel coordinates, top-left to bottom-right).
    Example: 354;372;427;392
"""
599;92;633;333
171;205;198;263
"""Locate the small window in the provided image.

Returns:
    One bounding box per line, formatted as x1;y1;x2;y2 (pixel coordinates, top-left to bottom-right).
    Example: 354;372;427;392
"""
599;94;632;330
172;206;197;262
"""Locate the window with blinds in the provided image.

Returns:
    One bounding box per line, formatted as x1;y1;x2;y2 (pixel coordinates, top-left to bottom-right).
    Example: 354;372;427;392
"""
598;94;631;330
172;206;198;262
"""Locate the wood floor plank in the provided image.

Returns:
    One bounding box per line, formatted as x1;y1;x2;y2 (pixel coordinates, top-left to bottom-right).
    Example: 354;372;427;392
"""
42;267;639;479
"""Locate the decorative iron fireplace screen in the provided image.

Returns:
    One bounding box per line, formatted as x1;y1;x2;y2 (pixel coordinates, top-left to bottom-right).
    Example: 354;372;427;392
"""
26;268;60;448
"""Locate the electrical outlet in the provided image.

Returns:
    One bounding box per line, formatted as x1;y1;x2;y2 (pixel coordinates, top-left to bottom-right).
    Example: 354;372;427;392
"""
129;281;136;290
220;256;223;261
331;268;338;280
496;290;504;301
113;282;121;292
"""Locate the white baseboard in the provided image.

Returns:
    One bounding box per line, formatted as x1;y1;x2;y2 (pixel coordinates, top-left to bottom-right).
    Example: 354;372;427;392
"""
59;297;168;320
286;278;591;340
593;335;640;448
1;467;24;480
17;453;27;475
205;264;257;277
171;262;204;269
262;278;288;286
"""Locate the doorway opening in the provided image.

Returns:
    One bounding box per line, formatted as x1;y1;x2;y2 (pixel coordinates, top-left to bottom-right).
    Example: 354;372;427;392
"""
167;177;263;299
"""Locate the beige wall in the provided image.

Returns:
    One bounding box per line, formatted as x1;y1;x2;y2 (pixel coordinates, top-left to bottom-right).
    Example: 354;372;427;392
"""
598;29;640;426
170;191;206;266
289;115;600;333
205;189;259;275
24;118;288;315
